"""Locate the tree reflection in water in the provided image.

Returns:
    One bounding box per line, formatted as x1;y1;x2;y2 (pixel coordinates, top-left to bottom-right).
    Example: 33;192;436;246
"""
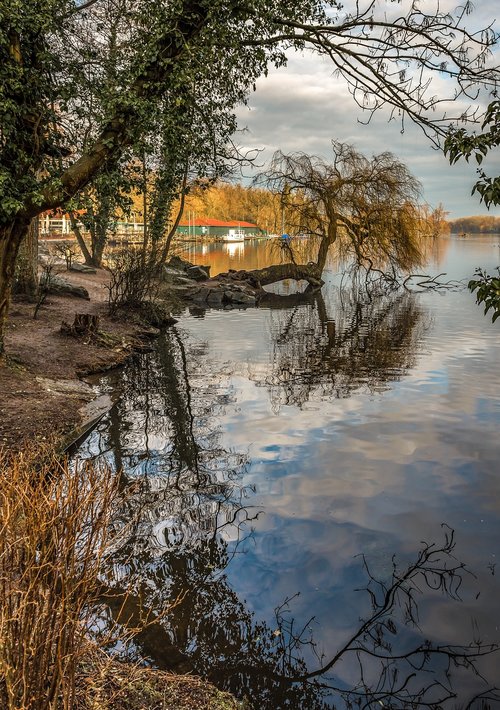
78;294;499;709
261;287;428;412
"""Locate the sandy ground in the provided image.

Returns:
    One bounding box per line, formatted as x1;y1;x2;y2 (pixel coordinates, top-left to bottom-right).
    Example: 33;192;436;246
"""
0;265;159;450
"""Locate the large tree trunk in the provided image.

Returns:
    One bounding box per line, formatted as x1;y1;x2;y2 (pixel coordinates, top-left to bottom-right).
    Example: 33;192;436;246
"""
91;227;106;268
69;213;93;265
248;262;324;289
0;219;30;359
14;217;39;299
316;221;337;273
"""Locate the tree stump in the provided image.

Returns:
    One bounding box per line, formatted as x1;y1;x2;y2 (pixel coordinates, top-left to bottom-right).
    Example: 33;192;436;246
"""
61;313;100;337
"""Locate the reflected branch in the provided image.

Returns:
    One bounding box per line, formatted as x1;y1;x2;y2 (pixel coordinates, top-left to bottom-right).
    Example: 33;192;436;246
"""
267;526;500;708
261;287;427;411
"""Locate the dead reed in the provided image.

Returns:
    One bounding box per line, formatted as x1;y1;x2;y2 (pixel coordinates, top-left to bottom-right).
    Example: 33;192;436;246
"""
0;445;237;710
0;445;117;710
74;645;240;710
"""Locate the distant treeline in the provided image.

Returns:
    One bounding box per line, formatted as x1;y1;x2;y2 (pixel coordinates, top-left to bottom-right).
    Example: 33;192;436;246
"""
448;216;500;234
173;182;284;234
171;181;450;237
131;180;500;236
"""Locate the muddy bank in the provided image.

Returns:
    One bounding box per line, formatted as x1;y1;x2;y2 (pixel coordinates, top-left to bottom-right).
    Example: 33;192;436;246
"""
0;265;168;450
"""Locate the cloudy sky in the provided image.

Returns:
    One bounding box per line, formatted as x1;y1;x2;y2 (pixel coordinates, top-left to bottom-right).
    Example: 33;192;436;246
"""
236;3;500;220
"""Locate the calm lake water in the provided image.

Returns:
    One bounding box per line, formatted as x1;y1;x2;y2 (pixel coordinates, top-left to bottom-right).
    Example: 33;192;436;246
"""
78;235;500;708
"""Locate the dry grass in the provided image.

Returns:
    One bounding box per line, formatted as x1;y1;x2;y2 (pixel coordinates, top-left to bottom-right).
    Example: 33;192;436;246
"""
0;445;117;710
75;645;241;710
0;445;241;710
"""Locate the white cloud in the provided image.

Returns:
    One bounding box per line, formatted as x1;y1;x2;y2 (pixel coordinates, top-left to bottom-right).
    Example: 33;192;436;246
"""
235;8;500;219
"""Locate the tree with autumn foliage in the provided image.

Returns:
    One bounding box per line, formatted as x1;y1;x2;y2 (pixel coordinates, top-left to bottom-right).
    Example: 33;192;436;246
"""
172;181;282;232
252;143;430;288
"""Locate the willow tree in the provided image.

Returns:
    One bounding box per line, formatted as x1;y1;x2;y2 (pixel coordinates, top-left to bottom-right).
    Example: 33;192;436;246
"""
253;143;426;287
1;0;498;358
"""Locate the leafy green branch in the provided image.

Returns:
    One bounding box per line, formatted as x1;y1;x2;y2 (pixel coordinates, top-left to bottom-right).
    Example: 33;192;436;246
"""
444;100;500;208
468;267;500;323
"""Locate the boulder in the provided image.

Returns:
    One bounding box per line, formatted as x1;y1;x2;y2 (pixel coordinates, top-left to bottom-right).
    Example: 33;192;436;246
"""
163;266;185;279
167;255;194;272
69;262;97;274
175;284;203;298
166;256;211;280
206;289;224;305
189;305;207;317
46;275;90;300
224;290;256;306
191;287;211;303
164;270;197;285
187;265;210;281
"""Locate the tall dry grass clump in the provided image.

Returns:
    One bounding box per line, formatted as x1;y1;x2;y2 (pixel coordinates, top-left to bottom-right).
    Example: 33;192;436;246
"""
0;446;117;710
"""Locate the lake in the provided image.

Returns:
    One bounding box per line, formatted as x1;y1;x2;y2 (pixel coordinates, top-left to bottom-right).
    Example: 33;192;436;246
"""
77;235;500;708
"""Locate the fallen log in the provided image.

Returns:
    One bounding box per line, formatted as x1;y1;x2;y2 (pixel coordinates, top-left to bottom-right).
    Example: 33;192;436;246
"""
244;262;324;289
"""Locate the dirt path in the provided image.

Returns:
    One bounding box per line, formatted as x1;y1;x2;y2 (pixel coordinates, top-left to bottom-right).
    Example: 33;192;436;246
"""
0;267;158;450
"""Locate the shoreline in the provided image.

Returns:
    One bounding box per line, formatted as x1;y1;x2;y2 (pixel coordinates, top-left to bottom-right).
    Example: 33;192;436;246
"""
0;265;165;450
0;265;244;710
0;251;272;450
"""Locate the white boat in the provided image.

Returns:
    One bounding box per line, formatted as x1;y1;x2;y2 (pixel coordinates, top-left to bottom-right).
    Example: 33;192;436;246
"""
221;228;245;242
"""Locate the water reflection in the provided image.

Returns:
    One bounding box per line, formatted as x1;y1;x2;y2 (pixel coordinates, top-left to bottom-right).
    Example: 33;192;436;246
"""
81;331;331;707
224;241;245;257
81;330;251;536
177;233;452;278
419;232;451;267
262;289;428;411
76;275;500;707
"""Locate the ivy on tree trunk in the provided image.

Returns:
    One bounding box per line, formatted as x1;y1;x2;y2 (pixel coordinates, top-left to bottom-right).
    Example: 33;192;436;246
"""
14;218;39;300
